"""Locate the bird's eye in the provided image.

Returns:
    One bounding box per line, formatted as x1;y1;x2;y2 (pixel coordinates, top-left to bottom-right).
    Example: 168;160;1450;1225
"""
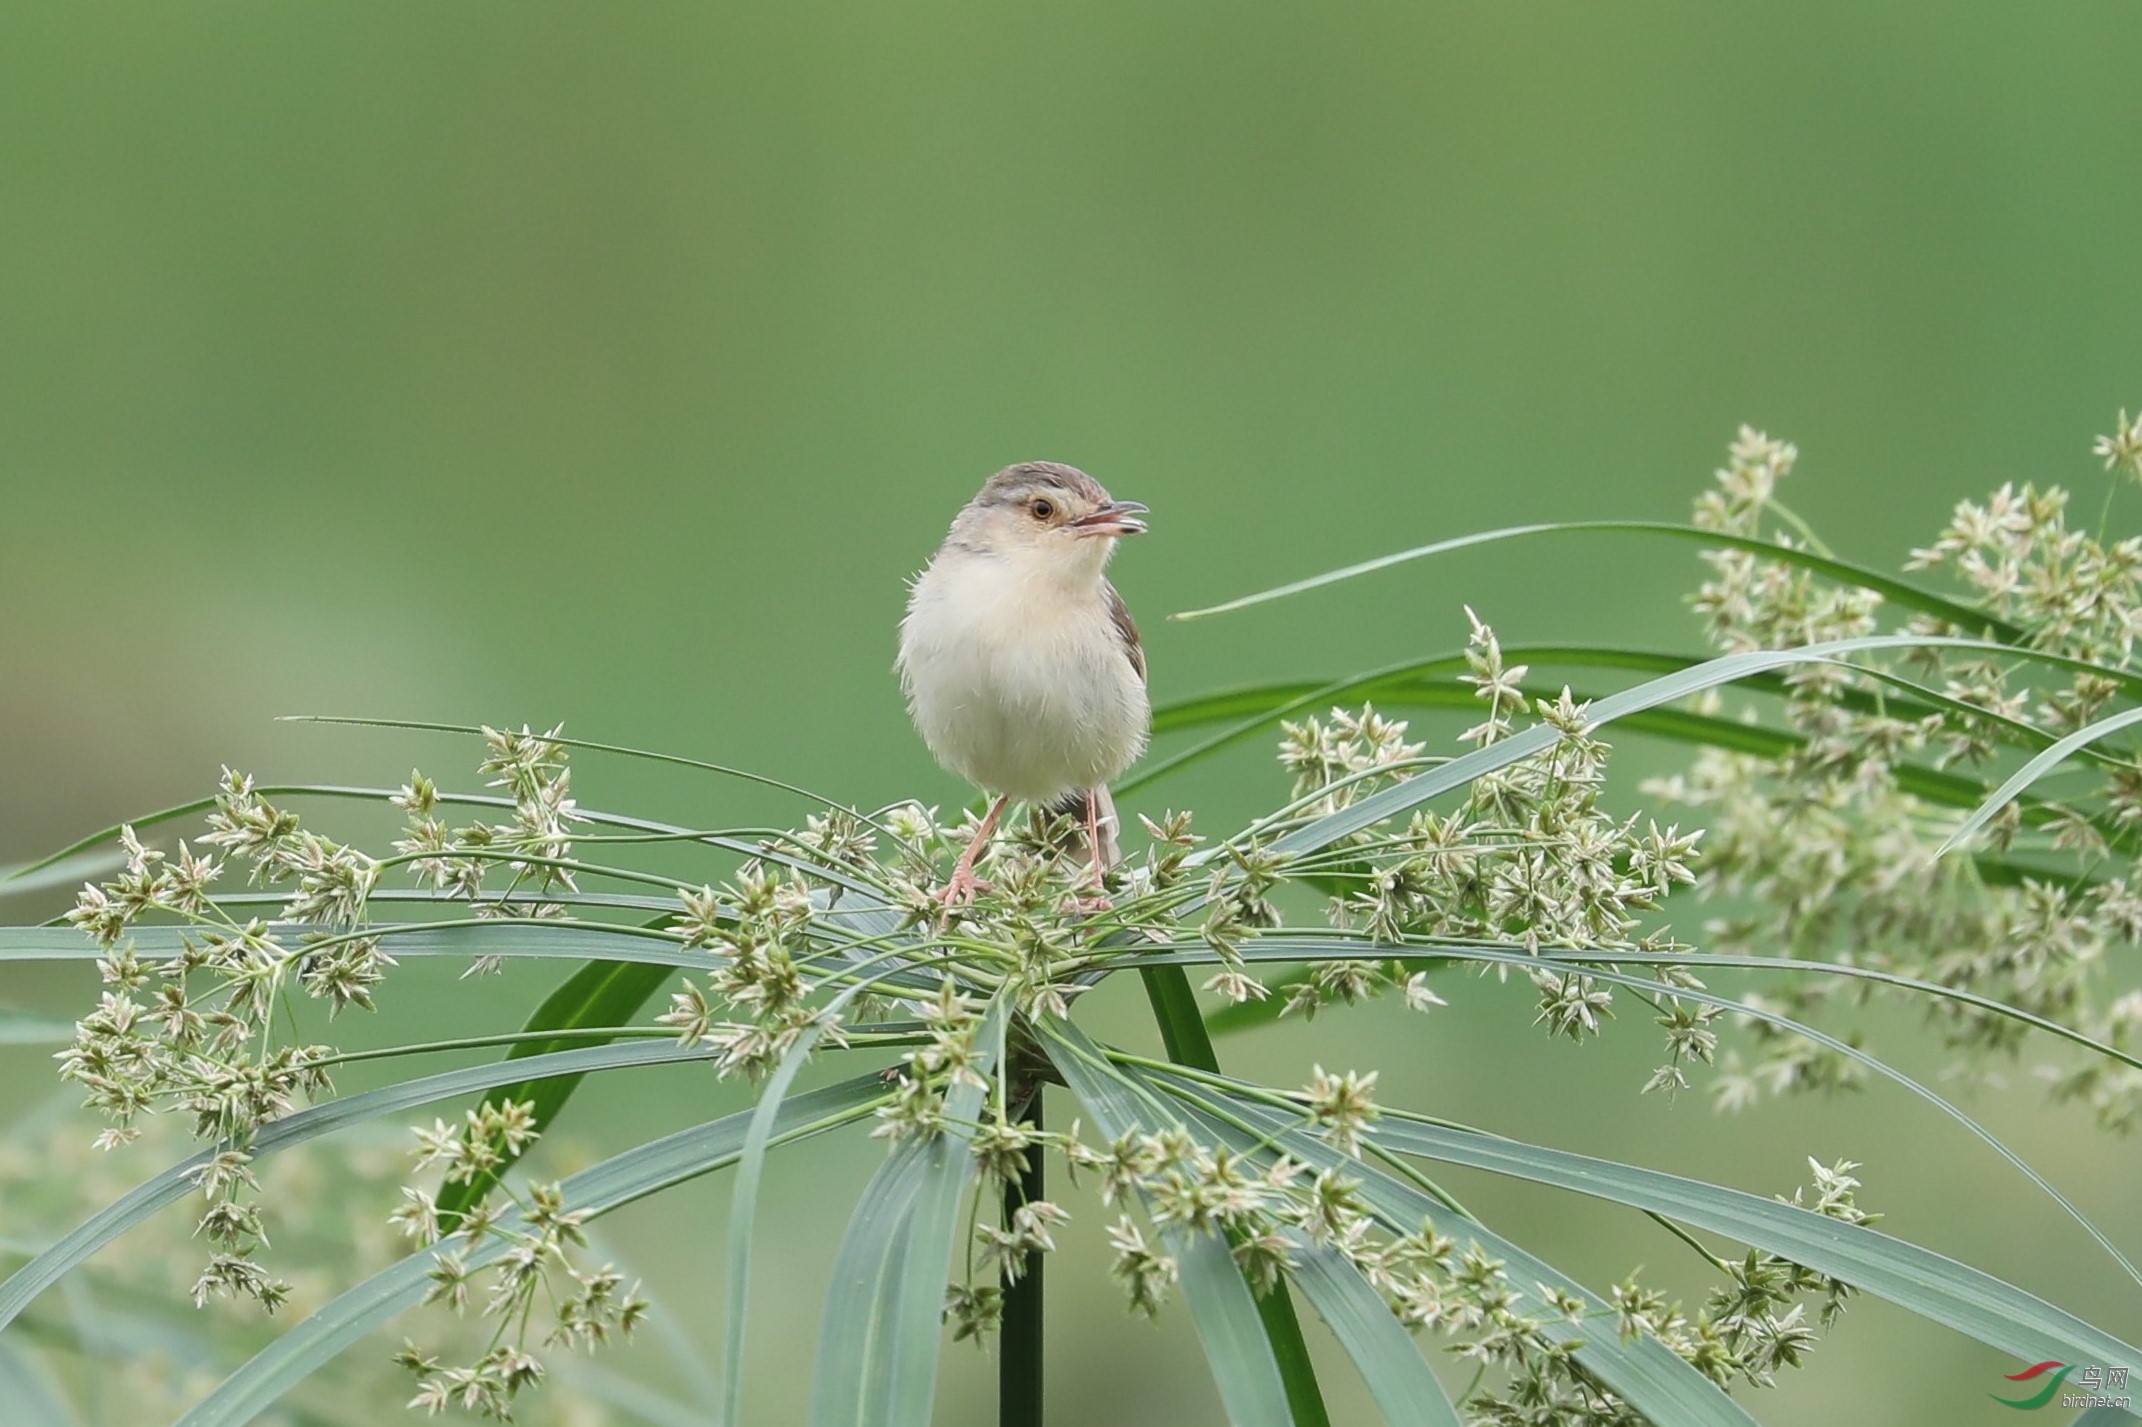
1029;498;1054;521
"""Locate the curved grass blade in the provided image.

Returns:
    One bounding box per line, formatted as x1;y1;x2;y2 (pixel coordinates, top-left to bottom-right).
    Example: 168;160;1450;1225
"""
0;920;947;1018
0;1038;722;1338
1138;962;1331;1425
811;996;1010;1427
5;784;896;914
1210;944;2142;1080
1149;644;1940;738
0;921;705;969
1141;637;2121;808
0;851;120;902
721;958;928;1427
1939;703;2142;856
1146;1071;1759;1427
171;1076;887;1427
434;955;677;1228
1285;1237;1462;1427
217;887;681;914
1157;679;2081;836
1270;635;2020;856
1353;1111;2142;1375
282;714;872;824
1042;1018;1296;1427
1134;934;2142;1289
1171;521;2025;641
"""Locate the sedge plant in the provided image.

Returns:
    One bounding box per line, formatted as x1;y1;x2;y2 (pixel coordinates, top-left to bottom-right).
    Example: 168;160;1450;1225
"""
3;415;2142;1425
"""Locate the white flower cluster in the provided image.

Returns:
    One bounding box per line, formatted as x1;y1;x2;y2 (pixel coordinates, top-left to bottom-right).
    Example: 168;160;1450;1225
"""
58;773;381;1311
1658;418;2142;1129
0;1107;629;1425
392;1102;646;1421
1262;617;1709;1088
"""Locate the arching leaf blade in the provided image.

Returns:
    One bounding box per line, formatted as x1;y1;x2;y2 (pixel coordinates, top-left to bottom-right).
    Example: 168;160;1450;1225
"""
1138;962;1332;1426
1286;1238;1463;1427
1143;1069;1758;1427
1043;1018;1297;1427
435;955;676;1227
1131;934;2141;1290
1359;1112;2142;1383
1170;521;2024;643
170;1076;886;1427
1273;635;2023;857
1939;703;2142;856
810;996;1009;1427
0;1037;724;1339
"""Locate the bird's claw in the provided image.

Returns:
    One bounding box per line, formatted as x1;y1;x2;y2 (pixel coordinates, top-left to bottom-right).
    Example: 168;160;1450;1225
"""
936;866;993;909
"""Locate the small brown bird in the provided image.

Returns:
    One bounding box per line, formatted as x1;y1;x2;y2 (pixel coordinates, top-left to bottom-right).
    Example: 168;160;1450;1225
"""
897;461;1151;905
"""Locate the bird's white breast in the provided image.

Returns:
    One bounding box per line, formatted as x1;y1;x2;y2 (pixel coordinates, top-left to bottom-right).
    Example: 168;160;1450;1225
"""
898;550;1148;804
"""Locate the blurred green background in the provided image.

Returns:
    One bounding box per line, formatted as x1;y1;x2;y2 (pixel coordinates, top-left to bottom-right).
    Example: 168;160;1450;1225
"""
4;3;2140;1424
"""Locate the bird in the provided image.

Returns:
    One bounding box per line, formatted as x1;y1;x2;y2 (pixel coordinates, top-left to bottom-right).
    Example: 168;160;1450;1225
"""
897;461;1151;908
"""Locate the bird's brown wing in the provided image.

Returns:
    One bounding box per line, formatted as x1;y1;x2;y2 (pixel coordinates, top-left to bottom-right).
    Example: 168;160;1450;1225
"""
1106;581;1146;685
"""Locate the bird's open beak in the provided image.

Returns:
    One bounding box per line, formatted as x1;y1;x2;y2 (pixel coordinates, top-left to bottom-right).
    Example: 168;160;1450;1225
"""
1069;500;1150;537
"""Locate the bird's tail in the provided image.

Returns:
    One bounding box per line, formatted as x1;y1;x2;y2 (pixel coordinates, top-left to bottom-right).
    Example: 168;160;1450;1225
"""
1046;787;1121;870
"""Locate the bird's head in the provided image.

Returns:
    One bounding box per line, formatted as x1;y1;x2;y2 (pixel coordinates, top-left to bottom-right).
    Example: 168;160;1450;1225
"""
948;461;1149;581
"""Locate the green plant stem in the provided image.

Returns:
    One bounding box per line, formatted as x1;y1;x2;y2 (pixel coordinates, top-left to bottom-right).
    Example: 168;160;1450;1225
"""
1000;1092;1045;1427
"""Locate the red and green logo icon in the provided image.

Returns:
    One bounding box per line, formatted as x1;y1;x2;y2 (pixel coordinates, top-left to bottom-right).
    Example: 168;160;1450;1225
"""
1991;1361;2073;1410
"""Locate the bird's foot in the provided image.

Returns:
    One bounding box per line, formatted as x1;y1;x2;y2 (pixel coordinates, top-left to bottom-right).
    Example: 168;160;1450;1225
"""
936;866;994;909
1062;880;1115;915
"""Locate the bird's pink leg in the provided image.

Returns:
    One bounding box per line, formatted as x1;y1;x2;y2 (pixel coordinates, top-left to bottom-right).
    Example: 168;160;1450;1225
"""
939;795;1009;907
1076;789;1113;911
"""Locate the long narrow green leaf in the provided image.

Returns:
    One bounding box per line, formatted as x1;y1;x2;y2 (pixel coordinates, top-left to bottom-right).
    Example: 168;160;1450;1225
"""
435;956;677;1226
1139;962;1332;1426
1210;943;2142;1080
1940;703;2142;855
1145;1069;1758;1427
1180;1075;2136;1424
1285;1238;1462;1427
6;784;895;912
0;915;906;970
0;852;120;901
1137;646;1786;794
1132;934;2142;1289
1043;1018;1296;1427
0;1038;722;1338
172;1076;887;1427
811;997;1009;1427
1142;636;2125;817
0;921;703;968
282;714;878;829
1157;678;2085;836
1353;1111;2142;1383
1271;635;2019;856
721;959;924;1427
1171;521;2025;641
